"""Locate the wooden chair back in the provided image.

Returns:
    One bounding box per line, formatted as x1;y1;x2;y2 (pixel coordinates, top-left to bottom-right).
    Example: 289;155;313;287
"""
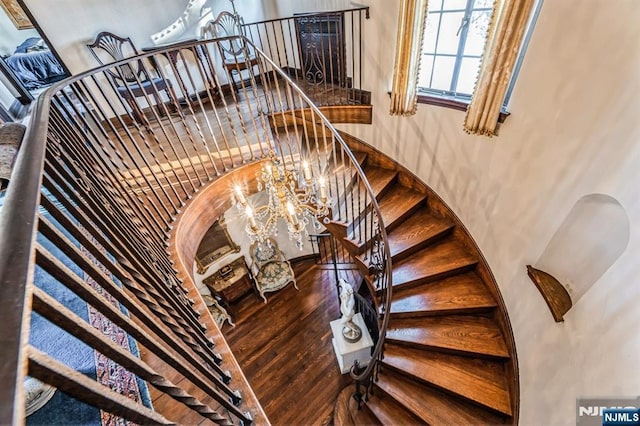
201;11;250;61
86;32;144;83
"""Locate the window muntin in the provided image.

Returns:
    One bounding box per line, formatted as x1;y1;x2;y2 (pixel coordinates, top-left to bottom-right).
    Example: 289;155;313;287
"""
419;0;492;100
419;0;542;110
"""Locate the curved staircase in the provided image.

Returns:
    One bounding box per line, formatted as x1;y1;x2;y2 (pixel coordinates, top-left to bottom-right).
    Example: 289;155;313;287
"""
329;137;518;425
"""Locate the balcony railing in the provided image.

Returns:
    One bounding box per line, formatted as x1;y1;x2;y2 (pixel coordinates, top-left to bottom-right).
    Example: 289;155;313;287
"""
243;7;371;107
0;14;389;424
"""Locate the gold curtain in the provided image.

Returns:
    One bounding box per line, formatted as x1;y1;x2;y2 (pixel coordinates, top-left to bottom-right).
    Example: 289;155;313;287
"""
464;0;536;136
389;0;429;116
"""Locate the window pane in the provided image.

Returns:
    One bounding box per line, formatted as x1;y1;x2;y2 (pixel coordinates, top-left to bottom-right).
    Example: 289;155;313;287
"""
455;57;481;94
423;12;440;54
431;56;456;91
464;10;491;56
435;11;464;55
429;0;444;11
419;54;435;88
442;0;468;10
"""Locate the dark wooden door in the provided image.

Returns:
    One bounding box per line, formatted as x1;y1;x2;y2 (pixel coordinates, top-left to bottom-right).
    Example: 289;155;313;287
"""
295;12;346;86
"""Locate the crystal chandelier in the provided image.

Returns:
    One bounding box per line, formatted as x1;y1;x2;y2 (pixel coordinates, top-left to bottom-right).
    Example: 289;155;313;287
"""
232;153;332;249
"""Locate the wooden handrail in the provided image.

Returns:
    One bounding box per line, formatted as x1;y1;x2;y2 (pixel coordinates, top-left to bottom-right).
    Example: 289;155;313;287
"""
0;94;50;425
0;21;381;423
248;37;393;397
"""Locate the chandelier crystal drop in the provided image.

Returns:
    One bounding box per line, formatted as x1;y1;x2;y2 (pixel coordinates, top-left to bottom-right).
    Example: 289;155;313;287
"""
232;153;332;249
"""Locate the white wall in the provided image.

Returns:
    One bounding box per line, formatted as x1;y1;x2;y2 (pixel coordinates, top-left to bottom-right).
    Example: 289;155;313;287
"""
16;0;640;423
536;194;629;303
0;6;39;56
192;191;316;298
266;0;352;17
270;0;640;424
0;74;18;110
22;0;268;74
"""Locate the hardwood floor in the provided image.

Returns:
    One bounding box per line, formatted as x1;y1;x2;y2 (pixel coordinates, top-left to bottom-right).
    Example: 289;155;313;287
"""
136;257;362;425
223;260;353;425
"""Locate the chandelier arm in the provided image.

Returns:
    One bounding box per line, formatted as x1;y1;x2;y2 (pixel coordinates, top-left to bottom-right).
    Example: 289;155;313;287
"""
234;152;334;248
300;205;322;216
254;205;269;216
262;214;278;231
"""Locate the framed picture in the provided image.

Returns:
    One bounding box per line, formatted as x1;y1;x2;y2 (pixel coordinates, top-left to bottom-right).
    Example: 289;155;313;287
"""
0;0;33;30
195;218;240;274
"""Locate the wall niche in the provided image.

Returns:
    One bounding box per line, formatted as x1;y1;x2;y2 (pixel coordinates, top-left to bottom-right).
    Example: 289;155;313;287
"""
530;193;629;320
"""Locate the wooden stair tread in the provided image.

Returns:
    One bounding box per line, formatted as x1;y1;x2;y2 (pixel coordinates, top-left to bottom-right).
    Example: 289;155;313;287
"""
386;209;454;260
376;370;507;425
361;165;397;199
377;186;427;229
327;161;391;227
335;151;368;188
329;152;367;179
329;138;516;425
365;388;423;425
333;386;381;426
382;345;512;415
352;151;368;167
356;209;453;267
387;315;510;358
347;185;426;252
350;402;381;426
389;272;497;317
391;239;478;289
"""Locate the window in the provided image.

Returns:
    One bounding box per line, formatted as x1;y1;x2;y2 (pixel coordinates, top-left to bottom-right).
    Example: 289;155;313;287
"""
418;0;541;111
418;0;493;99
390;0;539;129
419;0;493;101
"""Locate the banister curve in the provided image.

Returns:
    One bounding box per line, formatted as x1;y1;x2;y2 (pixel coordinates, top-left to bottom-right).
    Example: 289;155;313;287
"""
0;19;384;422
246;37;393;388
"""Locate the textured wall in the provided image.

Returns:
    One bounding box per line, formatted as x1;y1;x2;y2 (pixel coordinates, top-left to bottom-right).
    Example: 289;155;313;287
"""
0;6;39;57
193;191;317;297
22;0;268;73
17;0;640;423
271;0;640;424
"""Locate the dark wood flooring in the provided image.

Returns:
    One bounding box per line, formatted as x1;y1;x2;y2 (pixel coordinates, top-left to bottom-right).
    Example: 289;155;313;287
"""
223;260;353;425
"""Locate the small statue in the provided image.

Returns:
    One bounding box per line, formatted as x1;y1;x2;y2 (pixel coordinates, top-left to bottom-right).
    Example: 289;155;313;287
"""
339;279;362;343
